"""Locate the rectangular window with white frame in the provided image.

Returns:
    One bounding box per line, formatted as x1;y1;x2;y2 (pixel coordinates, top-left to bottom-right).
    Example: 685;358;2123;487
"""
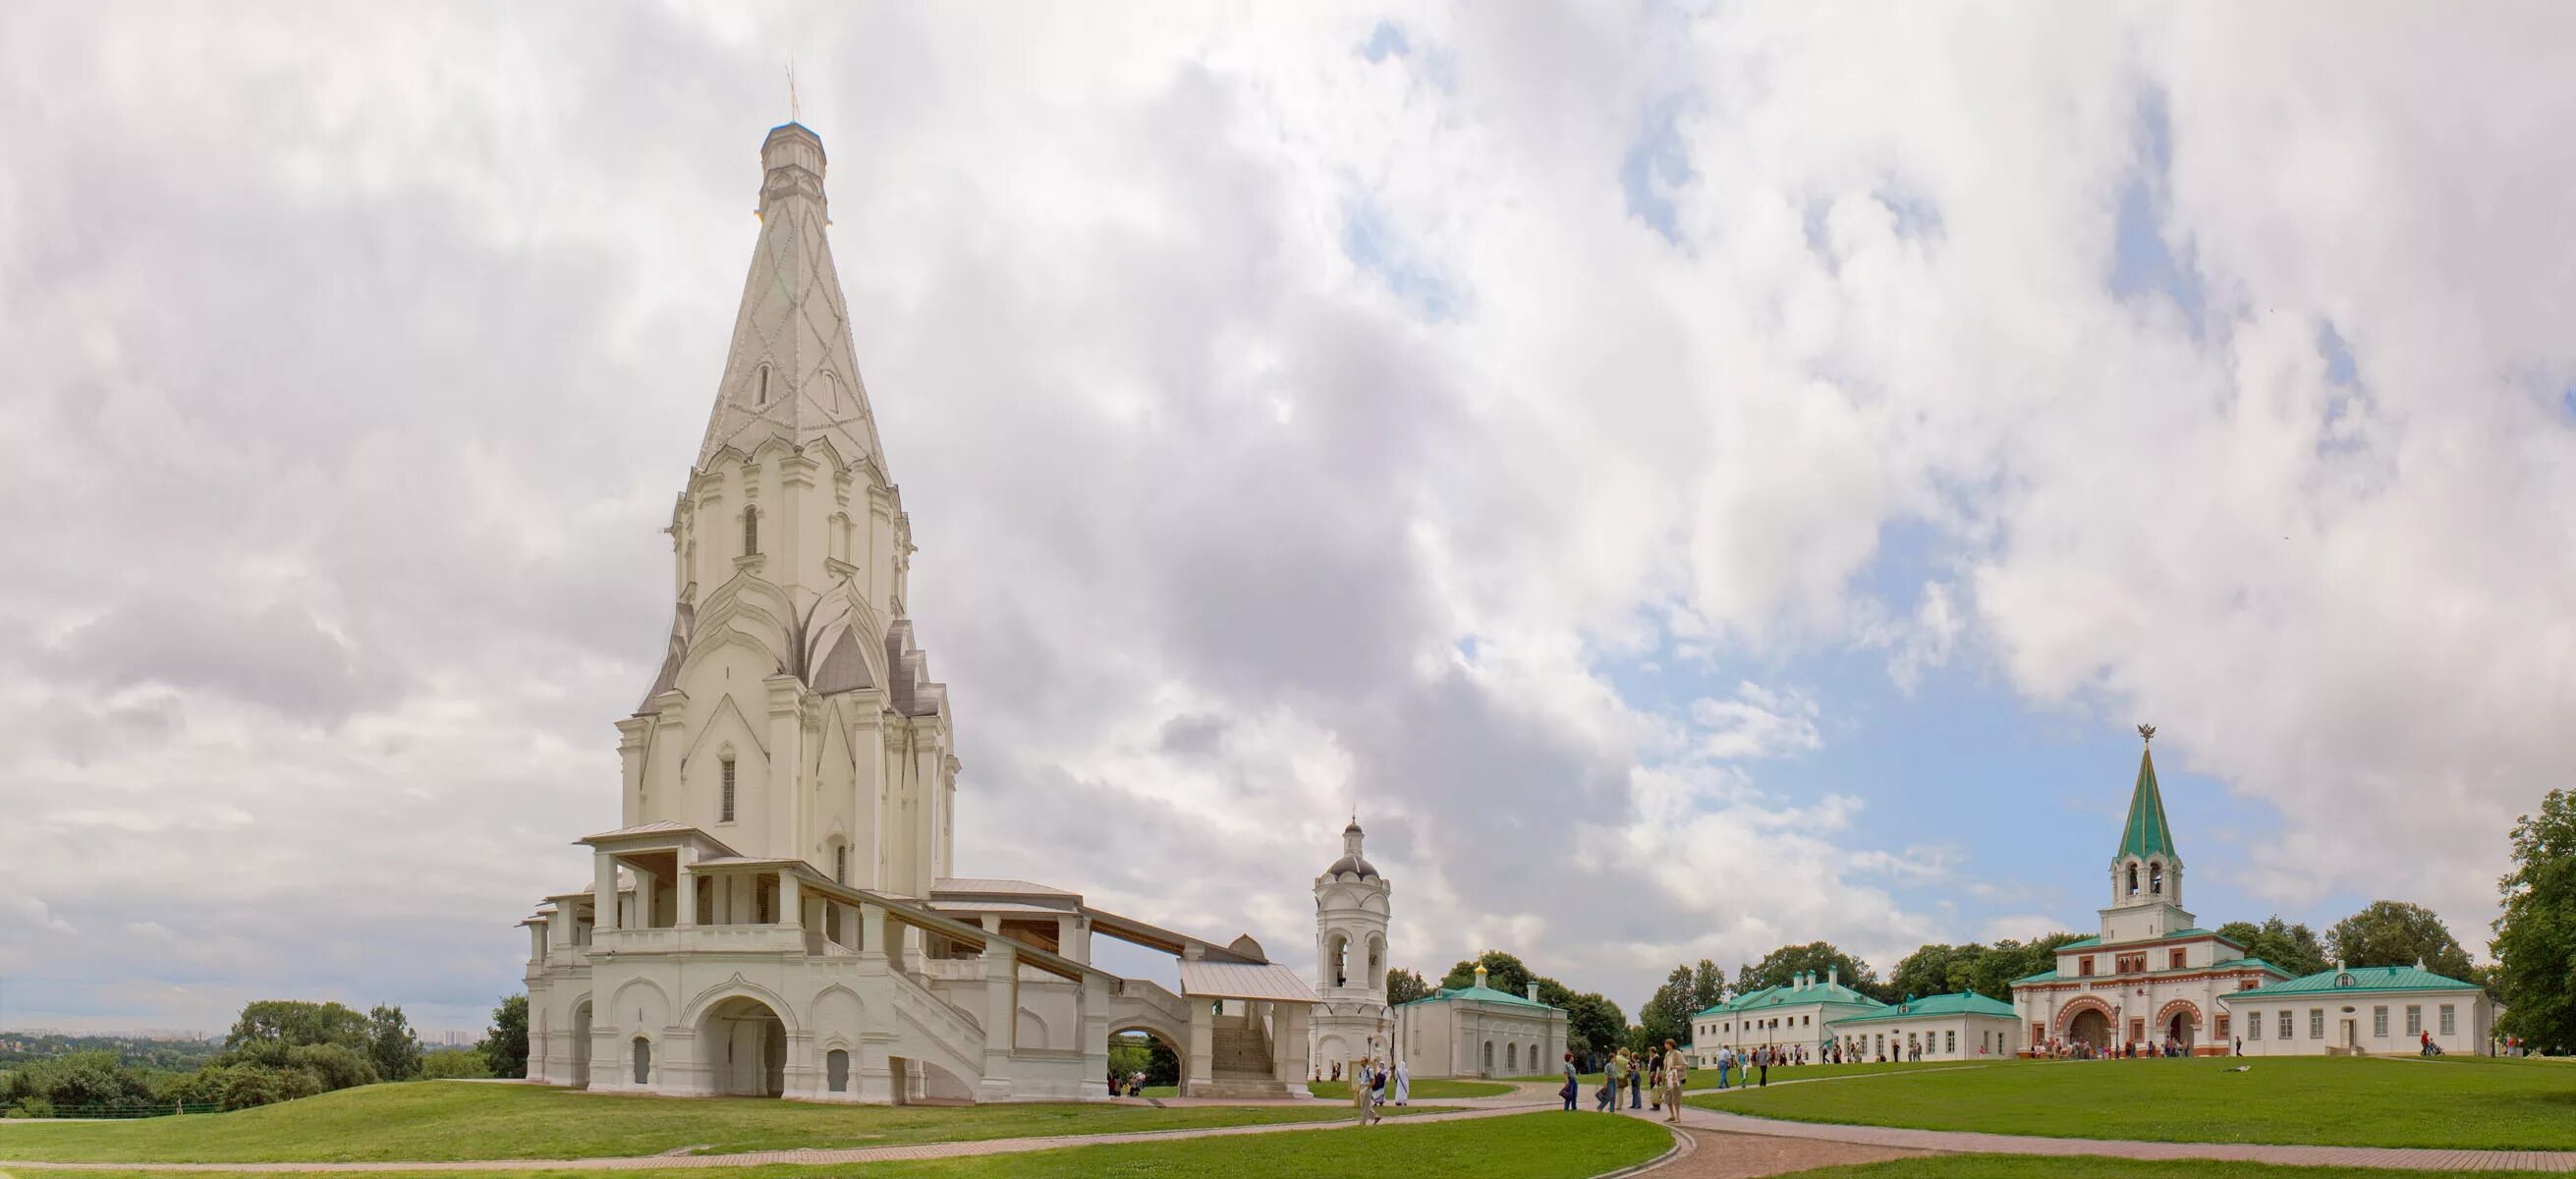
2440;1005;2456;1036
2406;1006;2422;1036
2374;1007;2388;1037
2309;1009;2324;1039
2249;1010;2263;1039
2278;1010;2293;1039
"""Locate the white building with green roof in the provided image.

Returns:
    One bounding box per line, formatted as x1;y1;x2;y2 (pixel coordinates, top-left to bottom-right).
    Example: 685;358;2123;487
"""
1687;968;1885;1067
2007;727;2290;1055
1391;964;1568;1079
1827;991;2021;1061
2217;962;2496;1056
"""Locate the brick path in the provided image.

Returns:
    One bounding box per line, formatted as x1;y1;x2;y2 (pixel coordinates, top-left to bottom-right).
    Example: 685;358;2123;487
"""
1669;1105;2576;1172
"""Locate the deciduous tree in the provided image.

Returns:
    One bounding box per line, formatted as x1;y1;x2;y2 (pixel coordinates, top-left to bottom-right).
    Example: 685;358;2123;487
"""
2492;788;2576;1054
2328;900;2475;981
2214;916;2329;979
366;1004;422;1082
1384;968;1431;1006
477;994;530;1080
1736;942;1886;1001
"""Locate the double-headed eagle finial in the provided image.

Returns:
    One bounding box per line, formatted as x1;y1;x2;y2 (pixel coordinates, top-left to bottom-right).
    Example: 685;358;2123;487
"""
2138;723;2156;744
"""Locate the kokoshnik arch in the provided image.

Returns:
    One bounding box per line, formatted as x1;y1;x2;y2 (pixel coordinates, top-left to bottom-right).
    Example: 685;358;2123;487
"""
516;122;1321;1104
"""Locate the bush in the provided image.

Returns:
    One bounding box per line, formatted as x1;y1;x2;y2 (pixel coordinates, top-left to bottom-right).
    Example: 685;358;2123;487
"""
420;1047;490;1079
283;1043;379;1092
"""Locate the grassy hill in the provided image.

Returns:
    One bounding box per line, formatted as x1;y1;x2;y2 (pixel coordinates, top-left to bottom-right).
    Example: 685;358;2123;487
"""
0;1081;1460;1163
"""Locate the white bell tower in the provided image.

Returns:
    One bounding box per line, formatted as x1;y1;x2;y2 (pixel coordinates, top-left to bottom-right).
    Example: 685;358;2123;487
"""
1309;816;1392;1078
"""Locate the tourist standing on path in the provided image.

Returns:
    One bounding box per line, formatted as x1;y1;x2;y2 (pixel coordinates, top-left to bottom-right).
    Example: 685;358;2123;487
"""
1600;1050;1626;1111
1560;1051;1580;1111
1368;1060;1388;1124
1628;1047;1645;1108
1353;1059;1372;1120
1757;1044;1769;1087
1393;1057;1409;1105
1716;1046;1733;1090
1659;1039;1688;1123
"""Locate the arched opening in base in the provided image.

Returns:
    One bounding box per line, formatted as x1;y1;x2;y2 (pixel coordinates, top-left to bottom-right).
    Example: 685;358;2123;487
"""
2068;1008;2111;1050
1108;1027;1183;1095
701;996;787;1097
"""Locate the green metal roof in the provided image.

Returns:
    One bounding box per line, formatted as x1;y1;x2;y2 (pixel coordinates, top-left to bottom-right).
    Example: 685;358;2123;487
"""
1398;982;1559;1011
1829;992;2017;1024
1695;981;1885;1019
2216;963;2482;1001
2054;936;2101;950
2118;745;2179;862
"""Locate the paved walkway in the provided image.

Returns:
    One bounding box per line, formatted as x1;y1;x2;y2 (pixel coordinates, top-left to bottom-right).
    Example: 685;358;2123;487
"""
1666;1103;2576;1172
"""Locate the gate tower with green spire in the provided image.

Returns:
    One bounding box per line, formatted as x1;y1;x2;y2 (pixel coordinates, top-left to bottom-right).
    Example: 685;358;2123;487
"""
2100;723;2195;942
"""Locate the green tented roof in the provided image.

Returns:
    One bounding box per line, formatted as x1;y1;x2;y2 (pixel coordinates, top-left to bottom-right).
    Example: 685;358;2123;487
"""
1829;992;2017;1024
2119;746;2179;862
2216;963;2482;1000
1398;982;1559;1011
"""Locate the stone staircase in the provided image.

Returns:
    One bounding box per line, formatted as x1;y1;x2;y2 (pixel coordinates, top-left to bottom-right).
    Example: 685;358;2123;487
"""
1192;1017;1295;1099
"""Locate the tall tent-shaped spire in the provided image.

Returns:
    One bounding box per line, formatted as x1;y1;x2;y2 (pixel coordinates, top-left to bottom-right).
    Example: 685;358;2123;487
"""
2118;726;2178;862
696;123;886;473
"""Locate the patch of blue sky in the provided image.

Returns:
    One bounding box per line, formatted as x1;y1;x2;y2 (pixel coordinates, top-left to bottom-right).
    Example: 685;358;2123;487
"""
1361;20;1409;63
1621;95;1695;244
1599;521;2303;949
2108;87;2207;339
1341;196;1463;321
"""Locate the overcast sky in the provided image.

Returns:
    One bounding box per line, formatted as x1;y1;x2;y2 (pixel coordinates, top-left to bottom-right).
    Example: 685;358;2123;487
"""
6;2;2575;1036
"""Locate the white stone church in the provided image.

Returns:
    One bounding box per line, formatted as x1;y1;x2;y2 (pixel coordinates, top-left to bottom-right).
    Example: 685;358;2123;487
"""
519;122;1321;1103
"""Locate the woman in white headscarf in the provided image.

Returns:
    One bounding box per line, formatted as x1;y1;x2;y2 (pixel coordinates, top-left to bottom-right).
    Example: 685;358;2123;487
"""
1392;1057;1410;1105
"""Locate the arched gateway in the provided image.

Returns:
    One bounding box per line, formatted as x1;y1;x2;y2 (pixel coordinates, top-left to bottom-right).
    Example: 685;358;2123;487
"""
701;995;787;1097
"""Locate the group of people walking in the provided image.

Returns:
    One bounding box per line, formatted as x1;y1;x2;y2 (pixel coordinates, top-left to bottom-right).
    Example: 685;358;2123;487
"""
1559;1042;1687;1124
1347;1056;1408;1124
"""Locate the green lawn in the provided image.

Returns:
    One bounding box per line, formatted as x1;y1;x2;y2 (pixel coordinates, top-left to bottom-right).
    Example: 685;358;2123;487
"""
1700;1056;2576;1150
9;1109;1669;1179
1779;1156;2542;1178
0;1082;1459;1163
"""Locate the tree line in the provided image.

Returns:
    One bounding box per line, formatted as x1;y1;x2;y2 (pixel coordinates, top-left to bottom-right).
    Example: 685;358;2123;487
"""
3;998;510;1118
1396;804;2576;1068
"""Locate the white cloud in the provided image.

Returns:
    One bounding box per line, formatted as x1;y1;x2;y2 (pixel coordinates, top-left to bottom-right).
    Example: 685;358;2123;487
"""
2;1;2569;1032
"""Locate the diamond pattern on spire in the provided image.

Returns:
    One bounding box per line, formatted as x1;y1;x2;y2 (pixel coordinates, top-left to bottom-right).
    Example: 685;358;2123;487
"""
696;126;885;472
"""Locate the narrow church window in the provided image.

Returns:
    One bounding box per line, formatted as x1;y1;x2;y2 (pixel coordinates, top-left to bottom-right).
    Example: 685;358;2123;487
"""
2127;865;2140;895
756;365;770;406
632;1038;651;1085
827;1048;850;1092
2150;863;2163;894
720;758;737;822
743;507;759;556
833;844;848;884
